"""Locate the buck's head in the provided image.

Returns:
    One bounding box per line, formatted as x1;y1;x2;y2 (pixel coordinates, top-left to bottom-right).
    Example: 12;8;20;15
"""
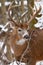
10;23;29;46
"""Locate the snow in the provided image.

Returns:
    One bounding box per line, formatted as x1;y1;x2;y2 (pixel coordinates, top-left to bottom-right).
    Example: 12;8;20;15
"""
0;41;4;49
34;1;43;29
4;46;7;54
0;2;11;7
0;21;15;34
0;3;1;7
24;1;27;5
10;61;26;65
36;61;43;65
5;2;11;6
0;1;27;7
0;22;9;33
34;15;43;29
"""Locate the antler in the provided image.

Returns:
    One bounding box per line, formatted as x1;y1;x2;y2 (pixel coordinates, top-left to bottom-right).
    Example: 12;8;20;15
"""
27;5;41;25
19;4;41;24
8;1;41;27
8;1;21;27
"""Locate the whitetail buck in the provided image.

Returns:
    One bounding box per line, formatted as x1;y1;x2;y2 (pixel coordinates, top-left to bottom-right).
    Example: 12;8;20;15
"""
2;1;43;65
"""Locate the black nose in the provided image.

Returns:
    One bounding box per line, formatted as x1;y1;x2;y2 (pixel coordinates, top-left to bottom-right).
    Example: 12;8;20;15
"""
24;35;29;39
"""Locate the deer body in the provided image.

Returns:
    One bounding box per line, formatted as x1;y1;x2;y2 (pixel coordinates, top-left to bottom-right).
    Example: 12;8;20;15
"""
24;29;43;65
6;28;43;65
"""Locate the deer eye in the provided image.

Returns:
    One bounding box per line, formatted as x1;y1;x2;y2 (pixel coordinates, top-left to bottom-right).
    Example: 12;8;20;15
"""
27;29;29;31
18;29;22;32
18;28;22;32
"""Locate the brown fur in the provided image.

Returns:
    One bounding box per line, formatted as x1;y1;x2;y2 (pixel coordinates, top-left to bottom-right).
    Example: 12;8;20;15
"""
1;26;43;65
5;26;43;65
5;24;29;61
23;29;43;65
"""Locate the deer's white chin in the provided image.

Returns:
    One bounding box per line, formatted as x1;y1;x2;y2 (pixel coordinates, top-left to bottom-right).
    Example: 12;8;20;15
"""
16;39;26;45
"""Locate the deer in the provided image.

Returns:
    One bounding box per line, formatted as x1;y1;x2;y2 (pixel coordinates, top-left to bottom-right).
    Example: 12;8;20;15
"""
1;1;43;65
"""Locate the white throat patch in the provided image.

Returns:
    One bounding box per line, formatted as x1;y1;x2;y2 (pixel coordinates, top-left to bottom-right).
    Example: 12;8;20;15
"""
16;39;26;45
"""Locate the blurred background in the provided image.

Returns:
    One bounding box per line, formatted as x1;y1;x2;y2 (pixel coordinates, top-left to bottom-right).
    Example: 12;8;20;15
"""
0;0;43;65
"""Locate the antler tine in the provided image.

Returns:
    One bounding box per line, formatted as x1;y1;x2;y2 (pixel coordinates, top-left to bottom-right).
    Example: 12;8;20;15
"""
8;1;21;27
27;5;41;25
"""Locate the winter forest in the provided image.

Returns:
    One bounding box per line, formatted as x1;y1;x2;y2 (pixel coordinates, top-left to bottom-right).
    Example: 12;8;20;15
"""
0;0;43;65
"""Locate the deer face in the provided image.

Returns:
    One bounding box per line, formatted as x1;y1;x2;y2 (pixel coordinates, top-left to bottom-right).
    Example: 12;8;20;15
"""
11;24;29;46
6;24;29;59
